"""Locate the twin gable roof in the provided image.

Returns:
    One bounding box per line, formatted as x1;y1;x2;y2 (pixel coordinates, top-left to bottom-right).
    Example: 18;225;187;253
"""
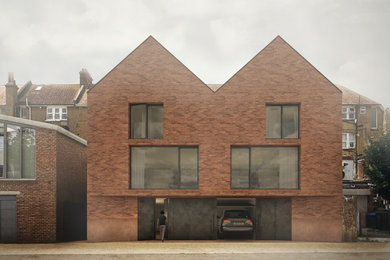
91;35;340;94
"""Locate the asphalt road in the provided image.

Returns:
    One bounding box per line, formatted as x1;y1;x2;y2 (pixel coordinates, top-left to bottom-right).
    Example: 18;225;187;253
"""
1;241;389;260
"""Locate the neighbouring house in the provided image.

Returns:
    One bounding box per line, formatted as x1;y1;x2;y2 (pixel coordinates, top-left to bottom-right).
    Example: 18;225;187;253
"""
87;36;342;242
385;107;390;133
337;85;385;234
0;114;87;242
0;69;90;140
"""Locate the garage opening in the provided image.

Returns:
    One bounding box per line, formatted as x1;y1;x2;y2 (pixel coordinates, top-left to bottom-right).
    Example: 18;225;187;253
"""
137;197;291;241
217;198;255;239
0;195;17;242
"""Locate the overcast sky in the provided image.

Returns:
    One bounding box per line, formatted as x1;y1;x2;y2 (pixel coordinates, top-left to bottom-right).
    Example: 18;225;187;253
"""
1;0;389;107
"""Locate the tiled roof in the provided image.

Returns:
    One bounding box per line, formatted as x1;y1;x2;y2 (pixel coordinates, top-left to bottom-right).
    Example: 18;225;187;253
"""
337;85;381;105
18;84;81;105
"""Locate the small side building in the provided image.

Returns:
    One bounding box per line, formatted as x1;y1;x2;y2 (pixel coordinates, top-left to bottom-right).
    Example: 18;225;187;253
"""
0;115;87;243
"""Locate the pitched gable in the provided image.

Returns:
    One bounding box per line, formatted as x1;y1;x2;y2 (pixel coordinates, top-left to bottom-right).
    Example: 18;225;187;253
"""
220;36;340;95
89;36;209;94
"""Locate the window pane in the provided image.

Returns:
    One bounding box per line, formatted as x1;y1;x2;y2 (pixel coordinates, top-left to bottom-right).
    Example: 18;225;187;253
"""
250;147;298;189
148;105;163;139
22;128;36;179
282;106;298;138
266;106;281;138
371;107;377;128
7;125;21;179
131;105;146;138
251;147;279;188
231;148;249;188
278;147;298;188
180;148;198;188
0;123;4;177
131;147;179;189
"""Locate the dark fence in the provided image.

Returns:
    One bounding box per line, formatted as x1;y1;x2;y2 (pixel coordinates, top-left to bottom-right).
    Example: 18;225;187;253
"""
367;212;390;230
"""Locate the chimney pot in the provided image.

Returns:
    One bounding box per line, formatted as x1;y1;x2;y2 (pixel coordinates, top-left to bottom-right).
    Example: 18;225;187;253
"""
8;72;14;83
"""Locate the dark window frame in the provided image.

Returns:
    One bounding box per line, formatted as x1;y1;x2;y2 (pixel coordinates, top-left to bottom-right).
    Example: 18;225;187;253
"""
129;145;199;190
230;145;300;190
0;121;36;180
266;104;300;139
129;103;164;139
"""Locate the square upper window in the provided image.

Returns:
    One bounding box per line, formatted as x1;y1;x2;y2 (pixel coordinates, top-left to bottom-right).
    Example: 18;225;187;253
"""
130;104;163;139
342;106;355;120
266;105;299;139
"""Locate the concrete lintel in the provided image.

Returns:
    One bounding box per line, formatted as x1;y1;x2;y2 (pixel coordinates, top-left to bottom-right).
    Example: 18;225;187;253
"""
0;191;21;195
343;189;371;196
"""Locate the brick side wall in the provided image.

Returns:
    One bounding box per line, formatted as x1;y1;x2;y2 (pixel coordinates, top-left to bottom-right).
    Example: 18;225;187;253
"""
0;129;57;242
292;196;342;241
88;196;137;241
88;36;342;241
56;132;87;241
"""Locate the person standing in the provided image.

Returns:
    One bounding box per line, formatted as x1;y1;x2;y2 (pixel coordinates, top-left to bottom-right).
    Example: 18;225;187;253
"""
158;210;167;242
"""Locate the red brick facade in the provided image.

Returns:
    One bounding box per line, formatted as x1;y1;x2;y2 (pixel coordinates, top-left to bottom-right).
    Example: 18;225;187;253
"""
0;116;86;242
87;36;342;242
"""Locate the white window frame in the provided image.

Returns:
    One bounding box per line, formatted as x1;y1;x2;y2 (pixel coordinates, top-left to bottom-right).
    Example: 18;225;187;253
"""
360;106;366;114
342;106;355;120
46;106;67;121
342;133;355;149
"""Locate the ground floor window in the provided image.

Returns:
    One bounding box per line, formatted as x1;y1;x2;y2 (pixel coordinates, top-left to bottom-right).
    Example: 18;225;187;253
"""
231;146;299;189
130;146;198;189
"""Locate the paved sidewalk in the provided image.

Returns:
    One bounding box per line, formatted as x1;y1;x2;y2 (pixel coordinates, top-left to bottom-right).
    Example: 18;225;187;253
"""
1;241;390;260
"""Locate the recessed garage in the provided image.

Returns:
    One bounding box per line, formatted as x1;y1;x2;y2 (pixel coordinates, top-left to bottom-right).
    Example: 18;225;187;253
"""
138;197;291;240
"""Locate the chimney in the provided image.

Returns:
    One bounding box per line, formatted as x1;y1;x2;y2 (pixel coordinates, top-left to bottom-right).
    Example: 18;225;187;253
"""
5;72;18;116
79;68;93;89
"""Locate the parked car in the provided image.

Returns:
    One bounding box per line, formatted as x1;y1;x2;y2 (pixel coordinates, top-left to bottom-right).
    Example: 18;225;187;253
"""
220;209;253;238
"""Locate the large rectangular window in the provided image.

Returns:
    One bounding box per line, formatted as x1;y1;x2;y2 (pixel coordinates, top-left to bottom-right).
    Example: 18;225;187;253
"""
231;146;299;189
0;122;36;179
130;104;163;139
131;147;198;189
266;105;299;139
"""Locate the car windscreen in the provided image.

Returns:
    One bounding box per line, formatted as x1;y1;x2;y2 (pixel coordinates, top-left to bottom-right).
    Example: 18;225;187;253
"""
224;210;250;218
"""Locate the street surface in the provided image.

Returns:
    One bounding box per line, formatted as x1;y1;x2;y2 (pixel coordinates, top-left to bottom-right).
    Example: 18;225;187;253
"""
1;241;389;259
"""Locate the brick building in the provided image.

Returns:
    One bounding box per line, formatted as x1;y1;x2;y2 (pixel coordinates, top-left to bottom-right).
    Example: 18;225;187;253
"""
87;36;342;242
0;69;90;140
0;114;87;242
337;85;386;238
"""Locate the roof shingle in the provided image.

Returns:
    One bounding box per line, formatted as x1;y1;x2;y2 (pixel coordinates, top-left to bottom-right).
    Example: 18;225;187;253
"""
18;84;81;105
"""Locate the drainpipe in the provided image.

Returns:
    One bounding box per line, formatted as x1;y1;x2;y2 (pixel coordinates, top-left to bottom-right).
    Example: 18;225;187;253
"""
355;95;360;180
26;98;31;120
